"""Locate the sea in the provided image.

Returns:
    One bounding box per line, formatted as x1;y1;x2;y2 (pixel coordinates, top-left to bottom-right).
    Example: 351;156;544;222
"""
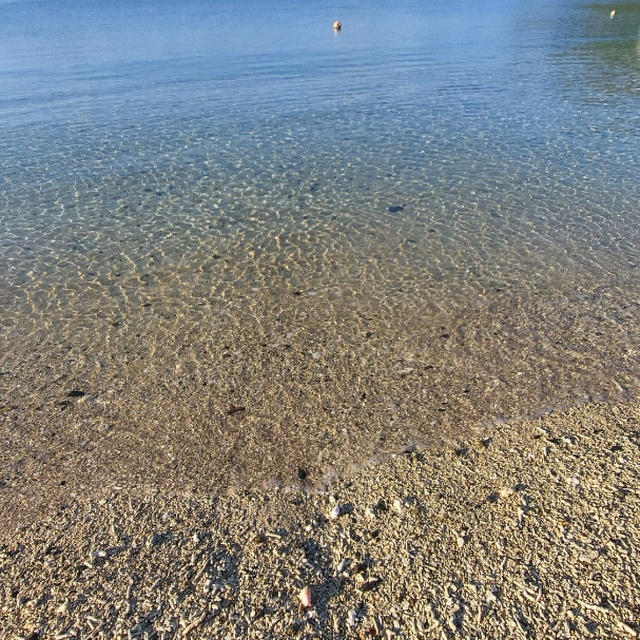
1;0;639;499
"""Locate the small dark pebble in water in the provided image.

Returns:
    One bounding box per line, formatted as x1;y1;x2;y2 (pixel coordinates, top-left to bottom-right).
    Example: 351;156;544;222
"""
227;405;246;415
387;205;405;213
293;290;302;296
297;467;308;480
68;389;86;398
365;330;373;338
440;333;450;339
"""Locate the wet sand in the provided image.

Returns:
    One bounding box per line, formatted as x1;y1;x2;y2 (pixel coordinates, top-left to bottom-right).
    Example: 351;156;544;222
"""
1;400;639;638
2;278;640;529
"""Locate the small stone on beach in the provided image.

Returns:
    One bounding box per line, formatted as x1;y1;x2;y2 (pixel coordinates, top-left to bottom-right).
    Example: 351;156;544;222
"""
298;586;312;608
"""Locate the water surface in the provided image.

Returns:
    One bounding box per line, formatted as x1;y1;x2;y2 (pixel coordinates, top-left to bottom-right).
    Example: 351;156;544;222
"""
1;0;639;513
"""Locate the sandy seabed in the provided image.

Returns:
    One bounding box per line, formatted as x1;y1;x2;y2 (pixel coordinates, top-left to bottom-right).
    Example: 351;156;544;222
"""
1;400;639;639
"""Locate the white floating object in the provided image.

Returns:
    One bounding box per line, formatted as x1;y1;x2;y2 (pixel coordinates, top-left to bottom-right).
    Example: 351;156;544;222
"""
333;20;342;31
610;9;616;19
329;504;341;520
298;586;312;608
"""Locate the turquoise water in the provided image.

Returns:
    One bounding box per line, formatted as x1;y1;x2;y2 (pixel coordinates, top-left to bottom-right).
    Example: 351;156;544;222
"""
1;0;639;498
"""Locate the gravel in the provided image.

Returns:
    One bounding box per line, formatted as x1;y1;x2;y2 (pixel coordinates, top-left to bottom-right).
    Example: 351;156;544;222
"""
1;400;639;639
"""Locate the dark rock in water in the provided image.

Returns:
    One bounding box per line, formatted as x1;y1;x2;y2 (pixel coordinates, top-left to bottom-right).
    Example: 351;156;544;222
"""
67;390;85;398
227;405;246;416
387;204;405;213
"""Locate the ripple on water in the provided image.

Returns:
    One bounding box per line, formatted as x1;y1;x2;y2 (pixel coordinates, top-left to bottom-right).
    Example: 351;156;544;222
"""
0;0;639;513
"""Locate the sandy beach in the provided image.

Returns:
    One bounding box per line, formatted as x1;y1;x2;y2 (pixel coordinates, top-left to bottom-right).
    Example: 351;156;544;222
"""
2;1;640;638
2;399;639;639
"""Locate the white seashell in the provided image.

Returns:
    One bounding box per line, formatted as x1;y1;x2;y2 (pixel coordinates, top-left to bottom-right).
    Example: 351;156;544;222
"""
329;504;341;519
298;586;312;608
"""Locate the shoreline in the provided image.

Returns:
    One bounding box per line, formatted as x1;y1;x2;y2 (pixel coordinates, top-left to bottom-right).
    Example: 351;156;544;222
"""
1;400;639;639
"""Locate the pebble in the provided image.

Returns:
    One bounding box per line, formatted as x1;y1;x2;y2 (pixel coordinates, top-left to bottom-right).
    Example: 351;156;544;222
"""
90;550;108;564
298;586;312;609
329;504;341;520
358;577;382;592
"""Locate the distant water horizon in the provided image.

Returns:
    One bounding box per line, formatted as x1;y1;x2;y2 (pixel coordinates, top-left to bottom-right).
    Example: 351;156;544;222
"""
1;0;639;508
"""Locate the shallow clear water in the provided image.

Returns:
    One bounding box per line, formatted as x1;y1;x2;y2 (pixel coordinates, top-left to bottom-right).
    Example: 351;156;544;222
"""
1;0;639;505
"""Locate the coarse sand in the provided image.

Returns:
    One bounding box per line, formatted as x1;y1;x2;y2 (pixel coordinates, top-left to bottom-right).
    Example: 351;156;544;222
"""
1;401;639;639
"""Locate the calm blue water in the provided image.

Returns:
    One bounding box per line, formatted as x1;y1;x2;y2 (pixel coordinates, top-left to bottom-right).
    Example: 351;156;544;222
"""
1;0;639;493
